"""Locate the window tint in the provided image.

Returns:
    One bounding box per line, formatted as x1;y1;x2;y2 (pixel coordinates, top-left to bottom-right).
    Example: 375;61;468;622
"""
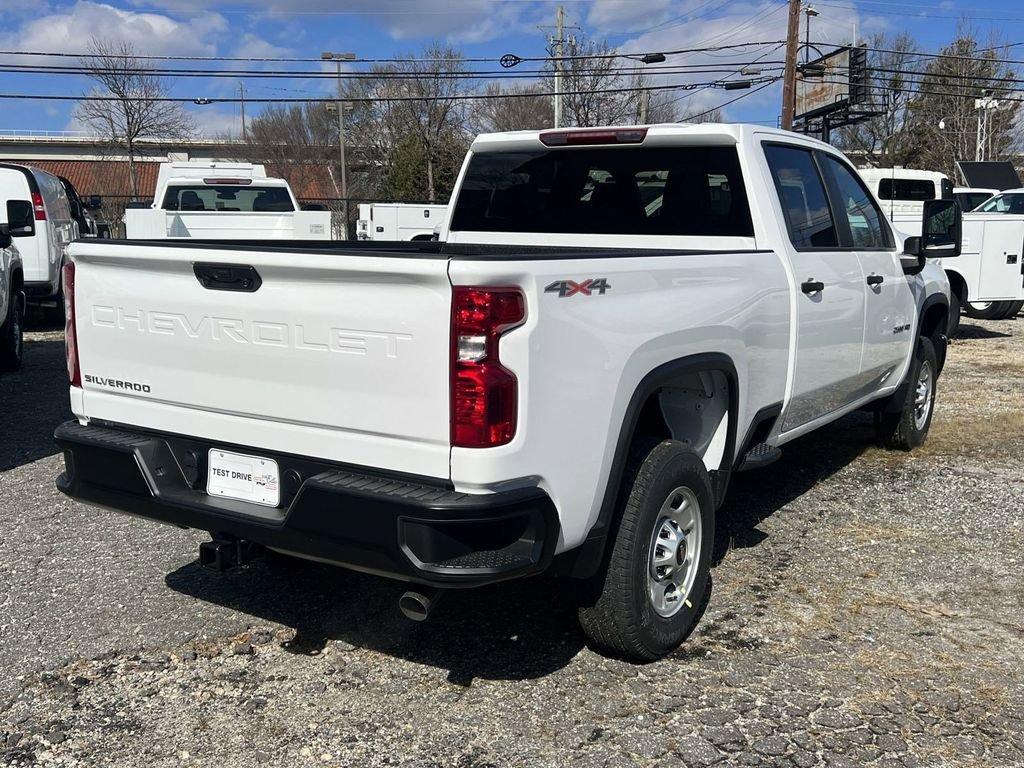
162;185;295;212
877;178;936;201
449;146;753;236
822;155;891;249
955;192;994;211
764;144;838;249
979;192;1024;214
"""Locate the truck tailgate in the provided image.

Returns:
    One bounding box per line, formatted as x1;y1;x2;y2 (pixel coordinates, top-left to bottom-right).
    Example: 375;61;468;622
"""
68;241;452;478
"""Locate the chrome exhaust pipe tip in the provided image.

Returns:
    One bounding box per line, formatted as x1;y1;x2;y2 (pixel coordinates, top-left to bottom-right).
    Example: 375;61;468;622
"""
399;589;438;622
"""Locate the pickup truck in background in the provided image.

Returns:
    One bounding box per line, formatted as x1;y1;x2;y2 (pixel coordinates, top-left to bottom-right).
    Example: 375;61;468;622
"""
356;202;448;241
123;162;334;240
860;168;1023;329
56;124;960;661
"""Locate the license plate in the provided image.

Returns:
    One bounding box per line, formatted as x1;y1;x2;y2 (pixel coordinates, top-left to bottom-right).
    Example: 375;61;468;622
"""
207;449;280;507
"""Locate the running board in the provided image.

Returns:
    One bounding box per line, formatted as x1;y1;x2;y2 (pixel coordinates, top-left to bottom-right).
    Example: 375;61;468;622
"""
738;443;782;472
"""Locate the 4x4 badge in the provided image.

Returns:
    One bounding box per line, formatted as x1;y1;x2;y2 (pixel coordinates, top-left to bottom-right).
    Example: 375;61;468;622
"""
545;278;611;298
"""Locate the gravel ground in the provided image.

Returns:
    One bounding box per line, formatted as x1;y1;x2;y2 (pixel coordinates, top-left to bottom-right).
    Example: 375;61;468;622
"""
1;314;1022;768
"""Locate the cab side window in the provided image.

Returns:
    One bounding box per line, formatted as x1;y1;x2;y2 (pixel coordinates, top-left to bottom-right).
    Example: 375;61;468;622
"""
764;144;838;249
820;155;893;249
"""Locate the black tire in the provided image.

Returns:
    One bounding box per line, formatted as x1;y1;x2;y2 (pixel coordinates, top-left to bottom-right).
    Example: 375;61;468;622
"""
0;288;24;373
947;290;962;337
578;440;715;662
963;300;1001;319
875;336;938;451
995;300;1023;320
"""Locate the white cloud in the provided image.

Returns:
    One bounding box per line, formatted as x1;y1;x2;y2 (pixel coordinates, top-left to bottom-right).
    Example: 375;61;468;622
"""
586;0;673;34
0;1;230;59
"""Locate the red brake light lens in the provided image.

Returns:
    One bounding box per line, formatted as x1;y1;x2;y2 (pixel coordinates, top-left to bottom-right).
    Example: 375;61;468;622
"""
539;128;648;147
451;287;525;448
32;192;46;220
202;178;252;185
62;262;81;387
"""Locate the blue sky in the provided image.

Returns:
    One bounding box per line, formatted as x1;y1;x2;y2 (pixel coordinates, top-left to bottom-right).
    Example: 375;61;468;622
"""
0;0;1021;135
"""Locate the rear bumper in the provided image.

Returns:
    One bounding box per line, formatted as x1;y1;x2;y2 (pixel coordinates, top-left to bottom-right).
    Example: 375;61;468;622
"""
54;421;558;587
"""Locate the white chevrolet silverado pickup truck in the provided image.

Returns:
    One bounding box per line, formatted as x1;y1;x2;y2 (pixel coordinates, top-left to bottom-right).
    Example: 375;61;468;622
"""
55;124;960;661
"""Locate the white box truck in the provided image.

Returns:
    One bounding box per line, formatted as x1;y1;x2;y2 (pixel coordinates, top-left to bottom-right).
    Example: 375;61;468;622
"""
356;203;447;241
124;162;333;241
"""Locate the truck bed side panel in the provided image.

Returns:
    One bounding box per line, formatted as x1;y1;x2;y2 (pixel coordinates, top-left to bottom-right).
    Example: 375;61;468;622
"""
449;250;792;552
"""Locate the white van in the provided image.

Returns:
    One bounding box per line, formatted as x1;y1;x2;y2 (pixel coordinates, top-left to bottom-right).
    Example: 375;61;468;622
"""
0;164;77;313
858;168;953;237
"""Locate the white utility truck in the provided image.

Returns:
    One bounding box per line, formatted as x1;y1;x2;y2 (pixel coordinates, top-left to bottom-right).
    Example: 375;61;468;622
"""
123;162;333;240
57;125;958;661
860;168;1023;328
356;203;447;241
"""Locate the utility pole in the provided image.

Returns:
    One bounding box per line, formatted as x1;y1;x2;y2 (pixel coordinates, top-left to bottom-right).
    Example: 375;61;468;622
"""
321;51;356;237
781;0;801;131
975;93;999;162
553;5;564;128
238;82;247;141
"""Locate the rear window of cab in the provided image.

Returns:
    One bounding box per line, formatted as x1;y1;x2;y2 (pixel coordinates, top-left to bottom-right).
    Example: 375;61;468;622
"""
450;146;754;237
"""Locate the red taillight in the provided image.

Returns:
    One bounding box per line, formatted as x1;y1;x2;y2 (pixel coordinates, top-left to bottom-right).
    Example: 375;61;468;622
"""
202;177;252;185
62;262;81;387
539;127;648;147
32;191;46;220
451;287;525;448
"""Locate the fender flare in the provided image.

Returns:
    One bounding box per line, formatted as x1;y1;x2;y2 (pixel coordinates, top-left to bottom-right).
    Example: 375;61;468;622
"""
560;352;739;579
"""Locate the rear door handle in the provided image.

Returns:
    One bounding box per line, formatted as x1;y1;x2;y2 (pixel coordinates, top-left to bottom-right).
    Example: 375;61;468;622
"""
866;274;884;287
801;279;825;294
193;263;262;292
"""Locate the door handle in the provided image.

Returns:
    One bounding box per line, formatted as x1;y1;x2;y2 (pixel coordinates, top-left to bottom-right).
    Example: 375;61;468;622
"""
193;263;262;292
801;279;825;294
866;274;884;287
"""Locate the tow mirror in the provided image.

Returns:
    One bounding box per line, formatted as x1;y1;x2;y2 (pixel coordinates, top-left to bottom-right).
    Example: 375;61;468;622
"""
902;199;961;274
6;200;35;237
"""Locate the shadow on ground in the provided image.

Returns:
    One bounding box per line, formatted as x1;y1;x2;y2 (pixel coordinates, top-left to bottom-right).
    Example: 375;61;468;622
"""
166;414;873;682
953;323;1011;340
0;336;72;471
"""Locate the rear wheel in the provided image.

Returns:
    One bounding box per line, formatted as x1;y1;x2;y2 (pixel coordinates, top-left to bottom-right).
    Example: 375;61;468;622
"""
578;440;715;661
0;288;24;372
964;300;997;319
995;300;1023;319
875;336;937;451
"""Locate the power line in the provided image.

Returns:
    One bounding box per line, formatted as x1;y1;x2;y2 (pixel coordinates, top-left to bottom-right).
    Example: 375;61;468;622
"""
0;76;782;105
0;40;788;66
680;79;779;121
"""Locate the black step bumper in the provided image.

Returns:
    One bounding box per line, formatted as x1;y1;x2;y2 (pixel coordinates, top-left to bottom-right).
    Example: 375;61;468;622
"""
54;421;558;587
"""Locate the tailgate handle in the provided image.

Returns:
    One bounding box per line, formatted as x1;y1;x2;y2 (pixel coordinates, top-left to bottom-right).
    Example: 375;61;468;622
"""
193;263;262;293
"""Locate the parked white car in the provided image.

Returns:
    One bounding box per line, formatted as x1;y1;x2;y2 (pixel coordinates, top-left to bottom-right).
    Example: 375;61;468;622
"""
972;188;1024;215
57;124;958;661
123;162;334;240
356;203;447;241
0;163;78;319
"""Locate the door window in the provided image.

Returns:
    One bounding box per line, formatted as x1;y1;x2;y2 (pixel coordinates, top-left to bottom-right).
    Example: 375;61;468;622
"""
820;155;893;249
764;144;838;249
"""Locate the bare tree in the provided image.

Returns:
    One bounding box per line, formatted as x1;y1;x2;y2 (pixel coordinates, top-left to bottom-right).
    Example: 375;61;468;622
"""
366;43;472;201
678;107;723;123
74;38;194;197
472;82;554;133
906;25;1022;178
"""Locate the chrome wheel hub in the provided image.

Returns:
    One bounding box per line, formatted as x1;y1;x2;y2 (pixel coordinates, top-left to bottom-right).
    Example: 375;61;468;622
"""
647;486;702;618
914;360;933;431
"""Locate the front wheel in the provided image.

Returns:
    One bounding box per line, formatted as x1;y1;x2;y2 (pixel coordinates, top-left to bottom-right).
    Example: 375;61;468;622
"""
875;336;938;451
964;300;998;319
578;440;715;661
